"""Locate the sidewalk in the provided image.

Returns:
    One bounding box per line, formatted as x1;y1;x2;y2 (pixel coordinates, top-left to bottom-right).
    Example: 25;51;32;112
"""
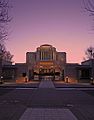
0;80;94;89
39;80;55;88
0;81;40;88
0;80;94;120
54;81;94;88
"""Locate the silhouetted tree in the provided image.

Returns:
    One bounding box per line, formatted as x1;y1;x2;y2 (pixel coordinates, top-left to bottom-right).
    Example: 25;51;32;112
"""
84;0;94;16
4;50;13;62
0;0;12;82
0;0;11;42
0;43;13;62
0;43;6;63
0;43;13;82
84;46;94;60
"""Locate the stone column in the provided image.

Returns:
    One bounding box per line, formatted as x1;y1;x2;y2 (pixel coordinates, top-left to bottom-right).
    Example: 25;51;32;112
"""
43;51;45;60
42;51;43;60
52;51;53;60
42;51;44;60
40;51;42;60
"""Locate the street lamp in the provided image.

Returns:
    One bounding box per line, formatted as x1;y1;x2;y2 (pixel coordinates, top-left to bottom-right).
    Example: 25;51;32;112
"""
90;77;94;85
0;76;3;84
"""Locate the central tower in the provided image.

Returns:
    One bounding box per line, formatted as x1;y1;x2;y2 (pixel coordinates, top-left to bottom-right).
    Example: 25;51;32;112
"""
36;44;56;61
26;44;66;80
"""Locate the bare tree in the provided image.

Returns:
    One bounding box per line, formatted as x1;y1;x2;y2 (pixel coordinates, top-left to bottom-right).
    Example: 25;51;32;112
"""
0;43;6;60
4;50;13;62
0;0;11;42
83;0;94;16
0;43;5;81
0;43;13;62
0;0;12;82
84;46;94;60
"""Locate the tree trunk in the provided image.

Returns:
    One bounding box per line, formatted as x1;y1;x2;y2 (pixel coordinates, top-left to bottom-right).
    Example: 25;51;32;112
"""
0;59;2;81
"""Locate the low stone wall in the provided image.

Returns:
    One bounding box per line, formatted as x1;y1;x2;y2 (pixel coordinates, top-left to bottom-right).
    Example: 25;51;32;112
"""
16;77;28;83
78;79;90;83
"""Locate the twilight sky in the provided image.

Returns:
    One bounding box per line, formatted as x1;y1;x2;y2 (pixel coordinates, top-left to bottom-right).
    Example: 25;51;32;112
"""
7;0;94;63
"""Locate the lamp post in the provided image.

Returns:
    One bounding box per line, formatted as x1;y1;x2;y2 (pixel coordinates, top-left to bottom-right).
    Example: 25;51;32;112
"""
90;77;94;85
65;76;69;83
0;76;3;84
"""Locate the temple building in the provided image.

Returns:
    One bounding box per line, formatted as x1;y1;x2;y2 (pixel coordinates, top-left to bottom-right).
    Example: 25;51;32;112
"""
0;44;94;83
26;44;66;80
15;44;93;83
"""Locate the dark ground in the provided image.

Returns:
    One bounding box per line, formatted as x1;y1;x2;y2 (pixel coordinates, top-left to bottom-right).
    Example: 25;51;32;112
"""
0;81;94;120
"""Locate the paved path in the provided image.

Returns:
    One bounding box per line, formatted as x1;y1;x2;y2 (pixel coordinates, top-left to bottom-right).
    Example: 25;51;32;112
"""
0;80;94;120
39;80;55;88
20;108;77;120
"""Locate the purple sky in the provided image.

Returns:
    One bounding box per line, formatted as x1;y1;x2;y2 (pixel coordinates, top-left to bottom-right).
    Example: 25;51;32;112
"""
7;0;94;63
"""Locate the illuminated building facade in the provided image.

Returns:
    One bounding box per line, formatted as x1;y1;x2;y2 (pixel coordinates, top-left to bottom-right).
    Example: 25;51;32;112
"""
26;44;66;80
0;44;93;83
25;44;92;83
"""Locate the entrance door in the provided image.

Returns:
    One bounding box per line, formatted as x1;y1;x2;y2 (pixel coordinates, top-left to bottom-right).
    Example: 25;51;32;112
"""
39;68;55;80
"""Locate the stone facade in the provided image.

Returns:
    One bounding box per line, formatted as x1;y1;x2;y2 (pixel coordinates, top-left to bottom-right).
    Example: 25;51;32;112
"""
82;59;94;81
64;63;91;83
1;44;93;83
25;44;92;83
26;44;66;80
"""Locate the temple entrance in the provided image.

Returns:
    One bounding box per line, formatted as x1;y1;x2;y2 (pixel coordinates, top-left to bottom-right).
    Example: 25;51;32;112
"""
39;68;55;80
39;68;55;75
38;68;61;80
29;67;64;81
30;61;62;81
39;76;54;80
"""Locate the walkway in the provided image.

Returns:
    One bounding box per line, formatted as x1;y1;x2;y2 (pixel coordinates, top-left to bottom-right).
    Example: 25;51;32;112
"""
0;80;94;120
19;80;77;119
39;80;55;88
20;108;77;120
